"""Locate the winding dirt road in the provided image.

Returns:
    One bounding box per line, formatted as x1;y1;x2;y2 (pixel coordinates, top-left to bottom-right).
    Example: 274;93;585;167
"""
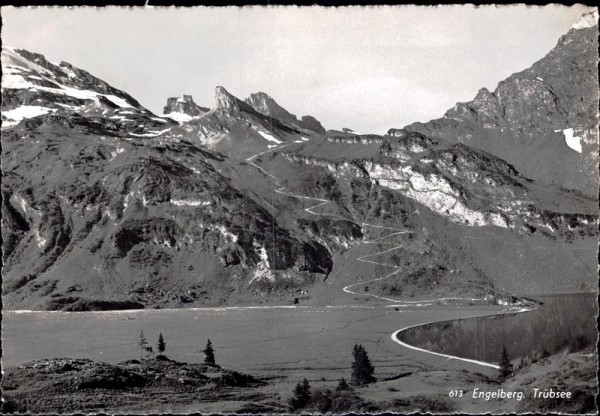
245;143;530;369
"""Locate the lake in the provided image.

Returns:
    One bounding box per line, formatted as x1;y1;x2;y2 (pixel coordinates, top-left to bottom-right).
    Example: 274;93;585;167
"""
1;303;506;380
2;294;594;381
397;292;598;365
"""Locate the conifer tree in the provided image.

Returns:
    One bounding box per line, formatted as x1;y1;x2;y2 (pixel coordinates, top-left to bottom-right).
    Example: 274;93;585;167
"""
204;339;215;365
351;344;375;385
498;345;513;380
157;332;166;355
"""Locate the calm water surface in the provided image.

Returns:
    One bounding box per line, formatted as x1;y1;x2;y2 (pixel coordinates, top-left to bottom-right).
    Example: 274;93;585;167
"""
398;292;598;363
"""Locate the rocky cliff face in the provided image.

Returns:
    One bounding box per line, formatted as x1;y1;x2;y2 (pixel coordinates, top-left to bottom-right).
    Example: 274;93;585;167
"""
403;14;599;196
281;131;597;235
163;95;209;122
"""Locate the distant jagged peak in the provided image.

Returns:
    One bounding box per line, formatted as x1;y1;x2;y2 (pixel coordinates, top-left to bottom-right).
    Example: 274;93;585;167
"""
245;91;295;122
163;94;208;117
246;91;276;104
245;91;326;135
214;85;249;114
573;10;598;30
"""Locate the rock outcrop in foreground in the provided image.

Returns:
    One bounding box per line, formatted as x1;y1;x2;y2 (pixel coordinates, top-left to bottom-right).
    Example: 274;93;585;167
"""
1;356;266;414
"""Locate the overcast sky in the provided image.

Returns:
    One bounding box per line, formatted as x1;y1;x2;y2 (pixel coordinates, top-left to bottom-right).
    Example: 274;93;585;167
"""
1;5;594;134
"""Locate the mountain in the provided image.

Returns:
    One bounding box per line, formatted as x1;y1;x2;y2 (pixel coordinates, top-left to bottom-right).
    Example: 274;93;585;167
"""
1;47;332;311
248;128;596;301
402;11;599;196
163;94;209;123
1;47;175;137
245;92;326;135
161;87;325;158
1;15;598;311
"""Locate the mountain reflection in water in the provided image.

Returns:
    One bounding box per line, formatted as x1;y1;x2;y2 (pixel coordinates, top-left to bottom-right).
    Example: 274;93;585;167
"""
397;293;598;363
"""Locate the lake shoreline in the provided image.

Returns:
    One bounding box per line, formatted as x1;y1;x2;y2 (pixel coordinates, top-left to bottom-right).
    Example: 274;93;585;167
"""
396;292;598;366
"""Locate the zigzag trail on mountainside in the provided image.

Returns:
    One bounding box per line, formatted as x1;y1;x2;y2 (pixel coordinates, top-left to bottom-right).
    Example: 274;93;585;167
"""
244;142;540;370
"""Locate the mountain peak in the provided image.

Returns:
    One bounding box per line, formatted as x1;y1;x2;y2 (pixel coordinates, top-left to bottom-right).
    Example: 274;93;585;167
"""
245;91;295;124
215;86;243;113
245;91;326;135
573;10;598;30
2;46;147;113
249;91;274;101
163;94;208;118
403;18;599;196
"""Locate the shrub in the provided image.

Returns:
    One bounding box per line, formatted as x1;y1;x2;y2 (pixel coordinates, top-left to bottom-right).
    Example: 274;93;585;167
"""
289;378;311;410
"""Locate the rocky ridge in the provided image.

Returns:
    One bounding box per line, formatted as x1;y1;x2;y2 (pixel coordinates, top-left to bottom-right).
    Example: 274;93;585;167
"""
245;91;326;135
402;15;599;196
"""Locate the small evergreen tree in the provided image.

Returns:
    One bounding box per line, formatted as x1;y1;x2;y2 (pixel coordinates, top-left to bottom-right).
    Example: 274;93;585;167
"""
157;332;166;355
289;378;311;410
204;339;215;365
351;344;375;385
498;345;513;380
336;377;350;391
138;330;148;361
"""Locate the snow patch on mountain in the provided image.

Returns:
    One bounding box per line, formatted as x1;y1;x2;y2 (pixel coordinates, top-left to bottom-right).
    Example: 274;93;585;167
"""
2;47;137;110
1;105;56;127
213;225;238;243
171;199;211;207
560;128;583;153
163;112;193;124
34;229;47;249
129;128;171;138
257;130;282;144
4;70;133;108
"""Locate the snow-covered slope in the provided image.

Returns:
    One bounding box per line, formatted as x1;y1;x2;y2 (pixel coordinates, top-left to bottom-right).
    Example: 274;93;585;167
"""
1;47;175;135
162;95;209;123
